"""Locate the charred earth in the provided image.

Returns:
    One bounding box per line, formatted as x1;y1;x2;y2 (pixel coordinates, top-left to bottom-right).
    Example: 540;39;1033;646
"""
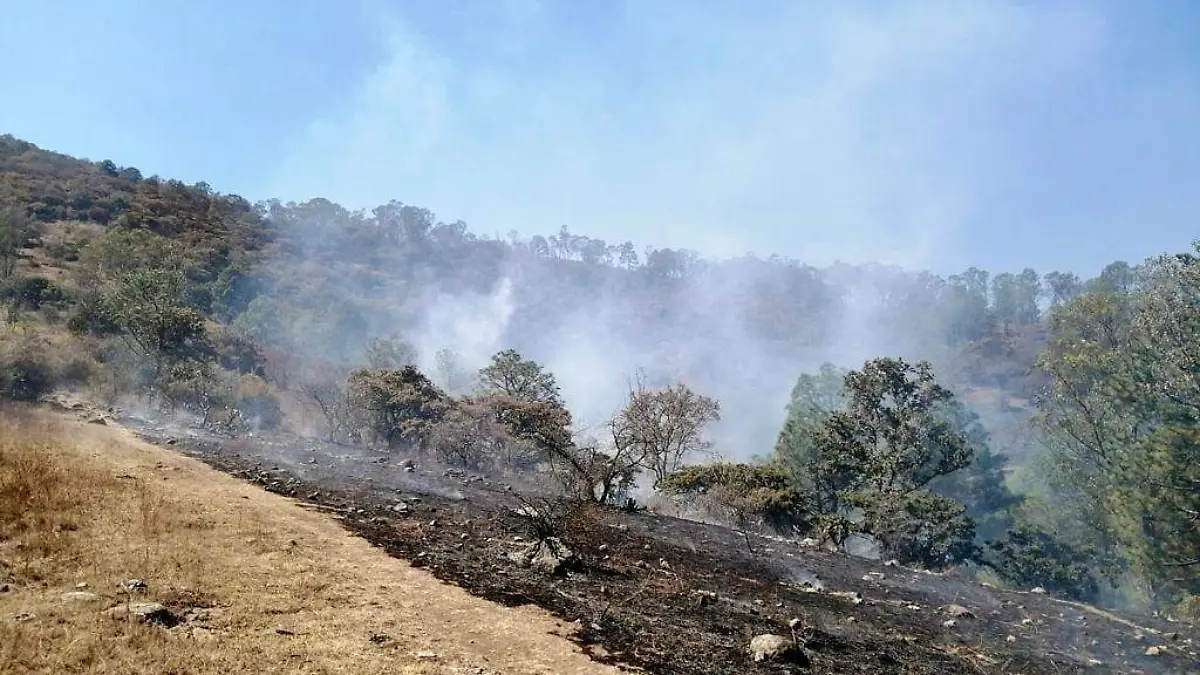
124;413;1197;675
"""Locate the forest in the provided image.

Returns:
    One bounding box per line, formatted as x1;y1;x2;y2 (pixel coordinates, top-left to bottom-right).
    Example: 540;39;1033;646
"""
1;132;1196;619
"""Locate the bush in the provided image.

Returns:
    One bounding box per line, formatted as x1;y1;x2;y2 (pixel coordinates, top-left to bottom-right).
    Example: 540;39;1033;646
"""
0;275;65;310
848;490;979;569
987;523;1100;601
214;328;267;376
0;343;54;402
66;296;121;335
659;462;811;534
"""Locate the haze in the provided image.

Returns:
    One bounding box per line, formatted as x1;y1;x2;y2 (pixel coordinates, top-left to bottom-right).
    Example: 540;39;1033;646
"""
3;0;1199;275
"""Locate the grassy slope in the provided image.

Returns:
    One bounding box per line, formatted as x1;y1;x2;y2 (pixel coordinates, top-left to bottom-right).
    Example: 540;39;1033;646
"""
0;404;621;675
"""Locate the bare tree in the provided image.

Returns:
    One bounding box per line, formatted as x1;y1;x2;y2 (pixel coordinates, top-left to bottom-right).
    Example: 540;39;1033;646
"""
612;373;721;486
298;363;354;442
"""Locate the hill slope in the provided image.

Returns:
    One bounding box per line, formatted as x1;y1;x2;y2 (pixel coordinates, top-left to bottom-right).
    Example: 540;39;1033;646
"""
0;403;622;675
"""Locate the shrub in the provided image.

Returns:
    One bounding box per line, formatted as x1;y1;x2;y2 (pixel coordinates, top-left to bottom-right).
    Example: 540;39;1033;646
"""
848;490;979;569
659;462;811;534
0;275;65;310
0;341;54;401
987;522;1100;601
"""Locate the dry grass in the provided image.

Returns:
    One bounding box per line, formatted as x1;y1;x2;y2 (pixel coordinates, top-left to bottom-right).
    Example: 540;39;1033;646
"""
0;404;618;675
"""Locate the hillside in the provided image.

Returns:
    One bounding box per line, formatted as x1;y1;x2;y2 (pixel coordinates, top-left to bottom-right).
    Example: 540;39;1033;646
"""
0;403;620;675
2;135;1199;673
0;134;1052;451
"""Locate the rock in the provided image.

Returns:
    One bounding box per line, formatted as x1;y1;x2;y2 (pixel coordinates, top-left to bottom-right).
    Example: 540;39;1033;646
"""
399;458;414;469
0;584;10;593
1030;586;1047;594
942;619;957;628
863;572;885;582
748;634;809;666
945;604;975;619
74;582;88;589
788;617;803;630
368;632;394;645
414;651;439;660
1021;618;1035;627
391;503;410;514
1006;635;1017;643
107;602;178;627
529;537;576;575
1145;646;1163;656
829;591;863;605
693;590;718;607
61;591;103;604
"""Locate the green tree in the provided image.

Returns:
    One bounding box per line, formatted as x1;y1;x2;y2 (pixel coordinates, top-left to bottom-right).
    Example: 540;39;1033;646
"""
1035;243;1200;598
816;358;974;499
104;267;213;376
477;349;563;406
347;365;452;448
925;403;1022;543
782;357;981;566
774;362;847;511
1044;270;1083;308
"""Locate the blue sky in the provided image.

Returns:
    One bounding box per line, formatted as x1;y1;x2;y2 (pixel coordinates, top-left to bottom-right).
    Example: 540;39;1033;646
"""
2;0;1198;276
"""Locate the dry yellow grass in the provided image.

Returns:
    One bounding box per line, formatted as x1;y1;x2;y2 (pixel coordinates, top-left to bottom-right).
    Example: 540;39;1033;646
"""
0;404;622;674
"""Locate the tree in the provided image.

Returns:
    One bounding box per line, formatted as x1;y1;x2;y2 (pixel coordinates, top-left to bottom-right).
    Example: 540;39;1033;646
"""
988;521;1100;601
0;208;30;279
847;490;978;568
774;362;846;510
925;403;1022;543
477;349;563;406
815;358;974;500
1044;271;1083;308
364;334;417;370
104;267;213;375
1035;243;1200;597
434;347;476;394
611;376;721;486
780;357;981;566
347;366;452;448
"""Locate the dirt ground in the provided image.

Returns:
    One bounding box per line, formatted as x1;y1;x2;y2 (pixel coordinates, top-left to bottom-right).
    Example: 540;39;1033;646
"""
0;404;625;675
103;407;1199;675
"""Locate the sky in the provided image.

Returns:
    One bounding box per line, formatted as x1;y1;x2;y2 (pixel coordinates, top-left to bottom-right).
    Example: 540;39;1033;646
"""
2;0;1198;276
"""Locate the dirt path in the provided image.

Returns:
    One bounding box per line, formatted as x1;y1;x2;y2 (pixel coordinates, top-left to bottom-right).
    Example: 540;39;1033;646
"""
0;407;625;675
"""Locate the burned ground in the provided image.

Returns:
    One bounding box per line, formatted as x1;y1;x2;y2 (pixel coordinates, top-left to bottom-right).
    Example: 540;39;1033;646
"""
121;414;1198;675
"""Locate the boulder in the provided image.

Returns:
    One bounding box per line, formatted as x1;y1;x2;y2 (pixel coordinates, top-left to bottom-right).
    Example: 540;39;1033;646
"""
106;602;178;627
748;634;810;666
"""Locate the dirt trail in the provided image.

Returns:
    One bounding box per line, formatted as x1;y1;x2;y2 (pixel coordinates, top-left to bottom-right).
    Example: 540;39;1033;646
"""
0;406;625;675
